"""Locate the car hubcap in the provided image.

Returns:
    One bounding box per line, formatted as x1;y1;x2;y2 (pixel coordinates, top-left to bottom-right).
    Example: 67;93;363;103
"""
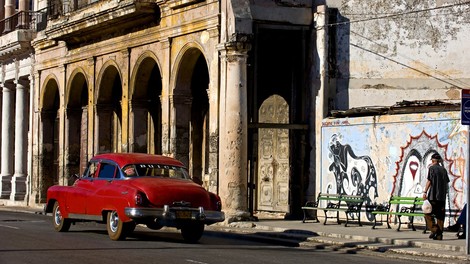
109;212;119;233
54;206;62;226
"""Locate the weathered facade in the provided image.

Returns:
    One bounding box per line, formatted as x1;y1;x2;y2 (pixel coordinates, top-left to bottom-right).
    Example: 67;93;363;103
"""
27;0;313;222
1;0;469;225
0;0;37;205
313;0;470;225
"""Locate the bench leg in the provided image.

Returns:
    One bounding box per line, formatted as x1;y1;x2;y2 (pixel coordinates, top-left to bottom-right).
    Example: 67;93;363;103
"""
397;216;402;231
323;210;328;225
410;216;416;231
337;211;341;225
386;215;392;229
302;209;320;223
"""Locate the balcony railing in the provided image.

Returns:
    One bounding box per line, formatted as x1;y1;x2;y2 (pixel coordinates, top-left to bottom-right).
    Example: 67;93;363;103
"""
47;0;157;18
0;10;47;36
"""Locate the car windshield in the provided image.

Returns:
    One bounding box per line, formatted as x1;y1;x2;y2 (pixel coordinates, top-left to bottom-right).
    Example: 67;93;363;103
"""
122;164;190;180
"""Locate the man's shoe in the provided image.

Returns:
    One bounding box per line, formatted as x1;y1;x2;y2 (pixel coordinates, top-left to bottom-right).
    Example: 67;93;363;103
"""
429;233;436;239
458;233;466;239
433;235;443;240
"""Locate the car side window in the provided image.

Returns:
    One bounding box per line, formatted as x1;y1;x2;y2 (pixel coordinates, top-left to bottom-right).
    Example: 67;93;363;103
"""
98;163;117;179
83;162;98;178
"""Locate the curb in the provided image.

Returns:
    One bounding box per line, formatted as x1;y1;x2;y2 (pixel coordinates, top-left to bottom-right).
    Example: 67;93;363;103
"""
207;222;470;262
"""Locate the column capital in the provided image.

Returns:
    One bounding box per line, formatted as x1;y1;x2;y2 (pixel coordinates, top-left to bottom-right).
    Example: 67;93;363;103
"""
94;103;114;112
169;94;192;105
161;38;171;49
218;33;253;53
14;78;30;89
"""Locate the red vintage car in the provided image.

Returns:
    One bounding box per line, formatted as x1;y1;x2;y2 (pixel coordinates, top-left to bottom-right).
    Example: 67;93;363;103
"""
44;153;225;242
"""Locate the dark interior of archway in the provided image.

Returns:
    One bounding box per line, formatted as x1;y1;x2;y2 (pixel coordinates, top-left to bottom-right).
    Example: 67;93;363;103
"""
97;68;122;153
148;65;163;154
133;59;162;154
41;82;60;202
67;74;89;179
190;54;209;184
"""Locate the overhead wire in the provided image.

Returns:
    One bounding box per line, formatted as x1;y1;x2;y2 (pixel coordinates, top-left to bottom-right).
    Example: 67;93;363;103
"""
317;1;470;30
319;1;470;89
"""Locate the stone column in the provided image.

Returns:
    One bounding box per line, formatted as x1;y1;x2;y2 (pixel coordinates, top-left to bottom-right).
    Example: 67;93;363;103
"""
120;49;130;153
11;80;28;201
169;94;191;167
129;100;149;153
18;0;29;10
218;34;252;223
4;0;14;17
0;83;14;199
94;104;113;154
18;0;30;28
160;39;171;156
0;0;5;21
4;0;15;32
313;5;328;200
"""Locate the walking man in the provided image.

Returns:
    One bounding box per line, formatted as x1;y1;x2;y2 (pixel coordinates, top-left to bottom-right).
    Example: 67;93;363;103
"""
423;153;449;240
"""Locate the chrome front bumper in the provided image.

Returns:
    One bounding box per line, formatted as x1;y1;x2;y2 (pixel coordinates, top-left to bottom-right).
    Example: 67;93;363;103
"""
124;206;225;224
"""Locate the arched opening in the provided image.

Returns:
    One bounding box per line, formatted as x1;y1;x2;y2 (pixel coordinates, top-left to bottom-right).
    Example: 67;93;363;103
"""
173;48;209;185
66;72;88;180
96;65;122;153
40;78;60;202
131;57;162;154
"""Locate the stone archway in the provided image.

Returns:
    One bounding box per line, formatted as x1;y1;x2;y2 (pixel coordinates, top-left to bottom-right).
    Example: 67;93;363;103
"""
131;56;162;154
39;78;60;203
173;48;209;185
96;65;122;153
66;71;88;179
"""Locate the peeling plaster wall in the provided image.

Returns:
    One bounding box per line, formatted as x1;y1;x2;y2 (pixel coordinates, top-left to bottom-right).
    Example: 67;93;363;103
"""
327;0;470;109
320;111;467;225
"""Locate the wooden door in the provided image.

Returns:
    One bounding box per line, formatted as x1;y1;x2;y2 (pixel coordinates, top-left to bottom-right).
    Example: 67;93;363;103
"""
257;95;289;212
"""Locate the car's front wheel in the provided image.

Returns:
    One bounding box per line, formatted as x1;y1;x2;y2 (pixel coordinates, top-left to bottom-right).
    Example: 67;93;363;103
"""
181;223;204;243
52;201;71;232
107;210;133;241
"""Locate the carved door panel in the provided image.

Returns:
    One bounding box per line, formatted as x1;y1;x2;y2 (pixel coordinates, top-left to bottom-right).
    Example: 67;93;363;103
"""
257;95;289;212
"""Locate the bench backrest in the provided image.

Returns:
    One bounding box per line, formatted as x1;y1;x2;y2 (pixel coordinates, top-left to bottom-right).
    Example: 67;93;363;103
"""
388;196;423;213
316;192;364;208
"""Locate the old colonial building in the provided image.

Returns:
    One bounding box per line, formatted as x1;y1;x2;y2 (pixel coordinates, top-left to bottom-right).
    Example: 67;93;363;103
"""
0;0;37;205
28;0;313;222
1;0;469;224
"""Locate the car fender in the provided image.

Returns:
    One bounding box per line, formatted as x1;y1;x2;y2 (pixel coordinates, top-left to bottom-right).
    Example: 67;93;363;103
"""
98;184;137;222
46;186;71;218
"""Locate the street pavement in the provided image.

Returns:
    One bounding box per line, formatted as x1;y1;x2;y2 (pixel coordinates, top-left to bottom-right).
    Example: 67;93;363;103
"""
2;205;469;262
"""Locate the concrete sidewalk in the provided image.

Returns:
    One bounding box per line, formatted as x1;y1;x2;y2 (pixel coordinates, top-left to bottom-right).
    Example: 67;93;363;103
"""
207;218;470;262
2;205;469;262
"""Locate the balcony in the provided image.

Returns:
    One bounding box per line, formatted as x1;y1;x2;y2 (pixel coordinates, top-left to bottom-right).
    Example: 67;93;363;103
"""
0;11;42;57
44;0;161;47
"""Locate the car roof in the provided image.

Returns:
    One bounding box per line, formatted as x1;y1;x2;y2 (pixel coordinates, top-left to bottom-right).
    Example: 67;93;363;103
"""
91;153;185;168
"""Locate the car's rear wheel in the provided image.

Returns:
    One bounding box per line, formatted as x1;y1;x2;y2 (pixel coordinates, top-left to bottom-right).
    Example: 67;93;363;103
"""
181;223;204;243
106;210;132;241
52;201;71;232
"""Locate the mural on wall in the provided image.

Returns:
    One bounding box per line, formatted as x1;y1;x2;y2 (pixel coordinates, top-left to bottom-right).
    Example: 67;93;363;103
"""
327;133;379;221
393;128;465;223
323;115;468;225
